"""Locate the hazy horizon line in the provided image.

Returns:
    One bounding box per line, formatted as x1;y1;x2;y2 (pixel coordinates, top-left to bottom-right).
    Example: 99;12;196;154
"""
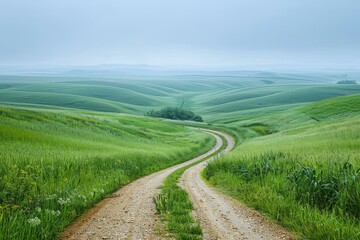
0;63;359;72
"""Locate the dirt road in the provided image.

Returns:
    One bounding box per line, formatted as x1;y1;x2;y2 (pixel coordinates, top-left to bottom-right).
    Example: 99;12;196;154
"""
61;129;295;240
180;130;296;240
61;130;223;240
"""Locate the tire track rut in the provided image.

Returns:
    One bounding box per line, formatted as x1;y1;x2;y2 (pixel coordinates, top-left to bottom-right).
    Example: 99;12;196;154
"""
60;130;222;240
61;129;295;240
179;130;296;240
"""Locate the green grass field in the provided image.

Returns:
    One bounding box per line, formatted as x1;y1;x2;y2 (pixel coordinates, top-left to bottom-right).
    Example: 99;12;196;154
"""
0;69;359;239
0;106;214;240
204;94;360;239
1;72;359;123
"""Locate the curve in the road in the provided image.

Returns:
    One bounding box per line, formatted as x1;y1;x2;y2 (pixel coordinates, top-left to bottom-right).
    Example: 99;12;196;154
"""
180;130;296;240
60;129;223;240
61;128;296;240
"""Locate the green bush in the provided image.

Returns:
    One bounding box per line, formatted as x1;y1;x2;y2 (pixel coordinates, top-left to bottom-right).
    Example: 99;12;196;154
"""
147;107;203;122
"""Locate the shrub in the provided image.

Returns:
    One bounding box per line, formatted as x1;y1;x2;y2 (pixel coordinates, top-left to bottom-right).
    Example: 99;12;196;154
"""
146;107;203;122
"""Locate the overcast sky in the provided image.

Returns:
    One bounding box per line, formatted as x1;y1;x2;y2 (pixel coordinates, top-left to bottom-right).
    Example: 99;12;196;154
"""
0;0;359;68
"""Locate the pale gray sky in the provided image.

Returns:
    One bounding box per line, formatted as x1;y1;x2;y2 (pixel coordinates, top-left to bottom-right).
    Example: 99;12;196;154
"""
0;0;359;67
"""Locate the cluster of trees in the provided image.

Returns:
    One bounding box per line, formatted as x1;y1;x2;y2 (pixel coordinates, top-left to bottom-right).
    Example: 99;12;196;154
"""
337;80;357;84
146;107;203;122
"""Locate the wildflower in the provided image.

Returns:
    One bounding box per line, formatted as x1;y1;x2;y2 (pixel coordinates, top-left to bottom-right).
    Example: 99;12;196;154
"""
45;209;61;216
77;194;87;201
27;217;41;227
45;194;57;200
58;197;70;205
55;210;61;216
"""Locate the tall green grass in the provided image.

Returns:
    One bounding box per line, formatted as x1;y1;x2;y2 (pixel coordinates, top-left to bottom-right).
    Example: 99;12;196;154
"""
155;167;203;240
0;106;213;240
204;95;360;239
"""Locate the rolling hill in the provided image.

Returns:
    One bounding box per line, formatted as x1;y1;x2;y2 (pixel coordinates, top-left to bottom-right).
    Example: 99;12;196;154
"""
0;71;359;123
1;69;360;239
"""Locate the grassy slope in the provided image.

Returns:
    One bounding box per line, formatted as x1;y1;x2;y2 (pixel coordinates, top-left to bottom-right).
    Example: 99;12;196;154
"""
1;72;360;239
207;85;360;123
204;94;360;239
0;106;214;240
1;73;359;123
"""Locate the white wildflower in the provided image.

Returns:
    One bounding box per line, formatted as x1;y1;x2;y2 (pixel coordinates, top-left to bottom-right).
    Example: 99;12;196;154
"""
45;209;61;216
78;194;87;201
55;210;61;216
45;194;57;200
58;197;70;205
27;217;41;227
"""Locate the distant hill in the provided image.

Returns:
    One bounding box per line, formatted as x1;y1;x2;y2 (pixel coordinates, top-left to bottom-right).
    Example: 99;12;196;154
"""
0;72;359;123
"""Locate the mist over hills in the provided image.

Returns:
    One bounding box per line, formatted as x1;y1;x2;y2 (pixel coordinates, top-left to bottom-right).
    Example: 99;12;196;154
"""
0;66;359;123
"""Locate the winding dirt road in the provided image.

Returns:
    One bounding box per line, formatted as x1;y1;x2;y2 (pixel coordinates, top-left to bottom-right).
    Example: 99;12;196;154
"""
180;130;296;240
61;130;223;240
61;129;295;240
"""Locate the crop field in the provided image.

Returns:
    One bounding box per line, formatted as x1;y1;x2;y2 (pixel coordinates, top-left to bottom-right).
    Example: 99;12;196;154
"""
0;106;214;239
204;94;360;239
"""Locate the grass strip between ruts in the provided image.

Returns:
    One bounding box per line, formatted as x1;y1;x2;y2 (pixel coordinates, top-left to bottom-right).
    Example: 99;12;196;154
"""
154;132;227;240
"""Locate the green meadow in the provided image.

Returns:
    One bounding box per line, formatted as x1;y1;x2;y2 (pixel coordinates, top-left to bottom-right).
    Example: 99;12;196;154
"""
204;94;360;239
0;70;360;239
1;72;359;121
0;106;213;240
